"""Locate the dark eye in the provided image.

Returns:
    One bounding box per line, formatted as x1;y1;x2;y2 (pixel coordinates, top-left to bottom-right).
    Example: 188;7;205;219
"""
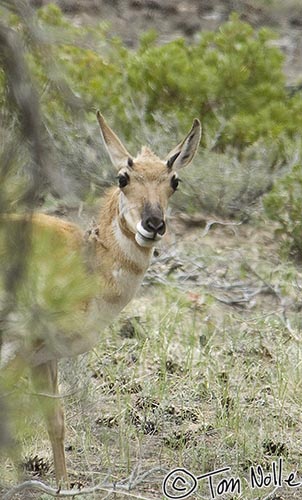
118;173;129;188
171;175;180;191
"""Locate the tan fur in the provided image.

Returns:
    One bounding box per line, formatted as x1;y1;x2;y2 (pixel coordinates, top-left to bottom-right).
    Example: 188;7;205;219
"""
1;113;201;485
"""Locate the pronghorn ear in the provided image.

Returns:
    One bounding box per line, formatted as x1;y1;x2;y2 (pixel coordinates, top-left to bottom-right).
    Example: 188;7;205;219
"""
166;118;201;170
97;111;133;169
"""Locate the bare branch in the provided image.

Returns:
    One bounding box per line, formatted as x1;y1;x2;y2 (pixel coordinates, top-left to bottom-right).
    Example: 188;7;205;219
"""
200;219;242;238
3;467;167;500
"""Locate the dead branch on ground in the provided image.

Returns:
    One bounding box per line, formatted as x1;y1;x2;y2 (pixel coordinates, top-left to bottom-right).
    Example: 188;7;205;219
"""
3;466;167;500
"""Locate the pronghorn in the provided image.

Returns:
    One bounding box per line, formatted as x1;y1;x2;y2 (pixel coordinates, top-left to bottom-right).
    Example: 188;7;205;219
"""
1;113;201;484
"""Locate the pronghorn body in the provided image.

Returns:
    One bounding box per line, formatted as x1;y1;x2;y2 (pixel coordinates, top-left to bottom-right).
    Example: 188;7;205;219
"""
1;113;201;484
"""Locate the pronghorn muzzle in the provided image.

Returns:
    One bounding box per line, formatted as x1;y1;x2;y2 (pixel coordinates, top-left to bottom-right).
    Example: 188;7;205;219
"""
135;203;166;248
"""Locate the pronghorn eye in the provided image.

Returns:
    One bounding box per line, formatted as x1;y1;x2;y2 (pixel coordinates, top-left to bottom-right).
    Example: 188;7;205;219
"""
118;173;129;188
171;175;180;191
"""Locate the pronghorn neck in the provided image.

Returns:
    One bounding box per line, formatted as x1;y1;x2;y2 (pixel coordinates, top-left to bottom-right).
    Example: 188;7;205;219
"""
88;187;153;320
97;187;153;262
94;187;153;303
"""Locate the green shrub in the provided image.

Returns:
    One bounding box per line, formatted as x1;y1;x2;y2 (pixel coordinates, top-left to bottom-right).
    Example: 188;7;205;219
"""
5;6;302;150
264;164;302;258
125;15;294;148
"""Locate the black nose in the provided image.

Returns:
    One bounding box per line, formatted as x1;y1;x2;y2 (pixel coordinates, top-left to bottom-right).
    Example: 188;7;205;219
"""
145;217;166;235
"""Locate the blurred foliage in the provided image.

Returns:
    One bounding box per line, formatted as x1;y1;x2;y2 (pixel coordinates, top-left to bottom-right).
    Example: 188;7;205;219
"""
0;1;103;466
264;164;302;259
0;218;100;364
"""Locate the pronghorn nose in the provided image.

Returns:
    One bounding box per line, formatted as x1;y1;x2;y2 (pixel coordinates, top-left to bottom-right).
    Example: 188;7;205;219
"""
145;217;166;235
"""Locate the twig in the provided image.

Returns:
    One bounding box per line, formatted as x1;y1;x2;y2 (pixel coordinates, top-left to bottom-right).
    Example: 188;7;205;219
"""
28;386;87;400
3;466;167;500
200;219;242;238
210;288;266;306
241;257;302;341
241;260;281;299
279;310;301;343
209;285;272;306
128;461;141;488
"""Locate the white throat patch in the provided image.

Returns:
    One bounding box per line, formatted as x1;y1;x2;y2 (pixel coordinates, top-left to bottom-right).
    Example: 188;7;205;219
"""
112;218;152;270
118;192;137;233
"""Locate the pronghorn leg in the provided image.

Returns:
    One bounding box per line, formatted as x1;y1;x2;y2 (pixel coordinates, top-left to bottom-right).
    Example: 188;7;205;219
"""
31;360;68;485
0;355;26;477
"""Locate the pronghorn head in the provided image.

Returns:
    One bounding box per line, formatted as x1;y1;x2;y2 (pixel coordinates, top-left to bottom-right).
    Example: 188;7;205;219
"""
97;112;201;248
